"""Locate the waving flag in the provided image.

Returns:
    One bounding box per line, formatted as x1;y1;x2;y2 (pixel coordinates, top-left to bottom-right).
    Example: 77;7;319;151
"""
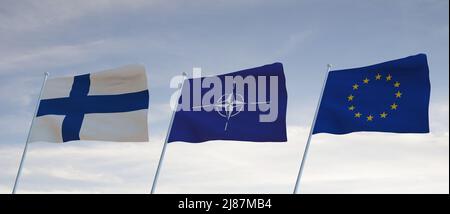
168;63;288;143
313;54;430;134
29;65;149;143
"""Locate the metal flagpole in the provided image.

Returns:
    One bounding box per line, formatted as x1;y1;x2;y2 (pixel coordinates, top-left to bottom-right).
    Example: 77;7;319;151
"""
293;64;331;194
150;72;187;194
12;72;49;194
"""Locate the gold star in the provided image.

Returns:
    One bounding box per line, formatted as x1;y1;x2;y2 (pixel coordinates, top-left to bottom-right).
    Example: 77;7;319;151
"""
348;105;355;111
347;94;354;101
390;103;398;110
380;112;388;118
394;81;400;87
395;91;402;98
367;115;373;121
363;78;370;84
375;73;382;80
352;84;359;90
355;112;362;118
386;74;392;81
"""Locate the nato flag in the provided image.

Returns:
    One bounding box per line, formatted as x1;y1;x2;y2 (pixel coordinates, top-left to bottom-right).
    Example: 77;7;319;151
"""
313;54;430;135
168;63;287;143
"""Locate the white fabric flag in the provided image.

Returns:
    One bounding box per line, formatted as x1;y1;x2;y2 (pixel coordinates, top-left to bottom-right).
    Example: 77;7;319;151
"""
29;65;149;143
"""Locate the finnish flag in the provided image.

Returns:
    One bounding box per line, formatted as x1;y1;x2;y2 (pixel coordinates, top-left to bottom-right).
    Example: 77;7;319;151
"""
29;65;149;143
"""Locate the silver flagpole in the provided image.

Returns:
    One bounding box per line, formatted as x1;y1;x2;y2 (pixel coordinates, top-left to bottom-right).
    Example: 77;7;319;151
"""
293;64;331;194
150;72;187;194
12;72;49;194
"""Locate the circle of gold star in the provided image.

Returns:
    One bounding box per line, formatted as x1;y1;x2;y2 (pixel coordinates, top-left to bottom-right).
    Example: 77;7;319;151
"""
347;72;402;122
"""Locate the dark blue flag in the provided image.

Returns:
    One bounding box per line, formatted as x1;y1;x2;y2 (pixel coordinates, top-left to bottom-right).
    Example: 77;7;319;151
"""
168;63;288;143
313;54;430;134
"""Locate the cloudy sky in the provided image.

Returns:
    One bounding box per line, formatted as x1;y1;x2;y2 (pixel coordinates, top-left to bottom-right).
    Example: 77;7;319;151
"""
0;0;448;193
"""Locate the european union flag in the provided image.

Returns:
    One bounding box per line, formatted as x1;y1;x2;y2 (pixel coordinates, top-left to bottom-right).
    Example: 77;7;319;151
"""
168;63;288;143
314;54;430;134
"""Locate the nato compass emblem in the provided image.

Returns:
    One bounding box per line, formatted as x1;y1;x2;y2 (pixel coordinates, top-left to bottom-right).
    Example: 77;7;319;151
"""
193;88;270;131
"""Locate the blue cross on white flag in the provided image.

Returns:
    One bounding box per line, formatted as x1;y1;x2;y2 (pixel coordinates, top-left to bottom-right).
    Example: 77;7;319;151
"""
29;65;149;143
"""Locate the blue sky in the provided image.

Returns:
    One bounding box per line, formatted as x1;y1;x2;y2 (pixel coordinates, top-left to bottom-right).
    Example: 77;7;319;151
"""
0;0;448;193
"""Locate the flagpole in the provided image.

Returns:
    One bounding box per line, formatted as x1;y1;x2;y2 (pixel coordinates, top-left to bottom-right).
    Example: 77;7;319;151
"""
12;72;49;194
293;64;331;194
150;72;187;194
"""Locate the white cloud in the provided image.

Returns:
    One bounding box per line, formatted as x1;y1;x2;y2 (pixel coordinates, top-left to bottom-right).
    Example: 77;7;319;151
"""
1;111;446;194
27;166;123;183
0;98;447;194
275;30;315;57
0;0;263;33
0;114;31;137
0;76;36;108
148;103;172;125
2;43;90;70
0;0;163;32
0;40;117;73
2;141;161;193
301;131;448;193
